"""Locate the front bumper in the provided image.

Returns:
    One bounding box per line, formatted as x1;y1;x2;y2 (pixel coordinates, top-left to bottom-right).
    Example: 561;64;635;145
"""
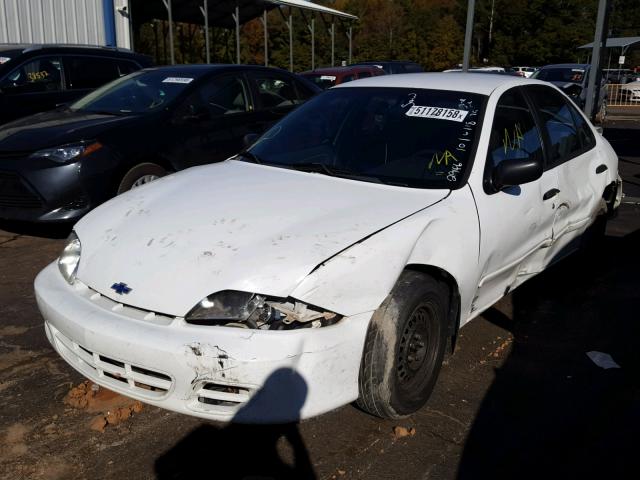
0;149;116;223
35;263;372;423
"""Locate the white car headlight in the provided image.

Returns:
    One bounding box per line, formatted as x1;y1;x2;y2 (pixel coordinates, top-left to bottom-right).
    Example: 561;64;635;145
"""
29;141;102;164
186;290;340;330
58;231;81;285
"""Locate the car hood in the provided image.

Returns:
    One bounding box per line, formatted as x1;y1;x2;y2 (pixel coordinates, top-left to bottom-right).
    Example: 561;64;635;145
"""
0;109;137;152
74;160;449;317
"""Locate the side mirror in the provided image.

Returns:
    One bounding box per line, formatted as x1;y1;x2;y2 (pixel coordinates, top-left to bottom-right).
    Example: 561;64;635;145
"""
562;84;582;98
492;158;543;192
243;133;260;147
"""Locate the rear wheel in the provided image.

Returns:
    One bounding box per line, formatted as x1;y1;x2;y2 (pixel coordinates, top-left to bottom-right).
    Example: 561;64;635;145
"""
357;271;449;419
117;163;166;195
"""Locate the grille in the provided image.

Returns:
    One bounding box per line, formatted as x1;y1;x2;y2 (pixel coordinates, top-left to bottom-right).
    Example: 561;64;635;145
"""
0;171;42;209
52;328;173;398
194;382;253;413
76;282;175;326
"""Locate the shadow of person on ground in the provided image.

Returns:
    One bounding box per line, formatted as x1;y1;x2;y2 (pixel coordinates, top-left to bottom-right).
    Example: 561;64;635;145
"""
457;227;640;480
155;368;317;480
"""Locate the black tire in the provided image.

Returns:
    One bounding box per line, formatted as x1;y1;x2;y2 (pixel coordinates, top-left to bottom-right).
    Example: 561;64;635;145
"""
357;271;450;419
117;162;166;195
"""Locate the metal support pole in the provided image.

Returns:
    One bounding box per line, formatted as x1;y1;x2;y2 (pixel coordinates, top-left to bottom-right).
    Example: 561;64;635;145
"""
259;9;268;66
307;17;315;70
232;5;240;64
585;0;609;119
347;26;352;64
462;0;475;71
161;0;174;65
288;11;293;71
330;22;335;66
199;0;210;63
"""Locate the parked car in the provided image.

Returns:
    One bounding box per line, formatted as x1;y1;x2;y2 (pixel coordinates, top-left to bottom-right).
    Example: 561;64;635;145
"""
620;80;640;102
35;73;620;423
513;66;536;78
300;65;384;89
0;44;152;125
351;60;423;74
531;63;607;121
0;64;319;223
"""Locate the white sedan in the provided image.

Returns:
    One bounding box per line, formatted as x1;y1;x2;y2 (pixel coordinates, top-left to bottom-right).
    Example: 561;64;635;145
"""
35;73;621;423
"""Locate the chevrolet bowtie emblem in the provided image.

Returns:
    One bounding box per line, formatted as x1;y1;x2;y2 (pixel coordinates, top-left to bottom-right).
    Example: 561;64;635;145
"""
111;282;132;295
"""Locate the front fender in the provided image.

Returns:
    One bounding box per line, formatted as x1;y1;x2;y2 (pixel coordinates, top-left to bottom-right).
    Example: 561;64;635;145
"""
291;186;480;321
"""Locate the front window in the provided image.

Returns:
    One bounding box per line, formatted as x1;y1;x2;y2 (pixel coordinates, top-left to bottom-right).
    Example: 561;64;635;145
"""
0;57;63;94
70;70;198;115
246;87;485;189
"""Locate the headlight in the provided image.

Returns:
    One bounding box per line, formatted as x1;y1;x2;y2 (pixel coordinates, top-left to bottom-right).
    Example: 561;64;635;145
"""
58;231;81;285
30;141;102;164
186;290;340;330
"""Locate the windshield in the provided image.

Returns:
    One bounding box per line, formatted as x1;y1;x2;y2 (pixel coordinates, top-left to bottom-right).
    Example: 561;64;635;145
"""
247;87;485;188
533;67;586;84
70;70;198;114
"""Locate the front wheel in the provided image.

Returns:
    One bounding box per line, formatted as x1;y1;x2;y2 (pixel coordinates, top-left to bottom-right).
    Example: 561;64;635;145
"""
357;271;450;419
117;163;167;195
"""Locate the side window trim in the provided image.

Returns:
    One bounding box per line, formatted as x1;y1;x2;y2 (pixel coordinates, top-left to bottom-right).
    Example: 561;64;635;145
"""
521;86;553;170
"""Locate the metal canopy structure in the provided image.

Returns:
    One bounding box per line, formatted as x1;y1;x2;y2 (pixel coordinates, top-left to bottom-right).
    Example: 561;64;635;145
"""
131;0;357;69
578;36;640;51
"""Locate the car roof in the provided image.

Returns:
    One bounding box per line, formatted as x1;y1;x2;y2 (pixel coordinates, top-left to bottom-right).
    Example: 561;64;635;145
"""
539;63;589;69
301;66;375;75
0;43;148;59
145;64;291;73
334;72;546;95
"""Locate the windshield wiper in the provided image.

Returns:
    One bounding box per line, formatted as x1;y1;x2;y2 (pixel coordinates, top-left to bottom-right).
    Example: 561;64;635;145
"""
288;162;384;184
84;109;127;116
236;150;263;164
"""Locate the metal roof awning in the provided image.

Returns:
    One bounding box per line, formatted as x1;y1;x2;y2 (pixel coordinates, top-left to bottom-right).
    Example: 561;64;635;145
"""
133;0;357;70
578;36;640;51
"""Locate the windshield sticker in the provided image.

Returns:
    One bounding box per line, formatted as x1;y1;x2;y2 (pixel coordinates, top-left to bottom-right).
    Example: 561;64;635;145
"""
320;75;337;81
0;57;11;64
503;123;524;153
428;150;463;182
162;77;194;84
405;105;469;122
27;71;50;82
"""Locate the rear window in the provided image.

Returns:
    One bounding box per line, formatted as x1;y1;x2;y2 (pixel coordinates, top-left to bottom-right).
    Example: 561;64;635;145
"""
66;56;121;90
302;74;336;90
533;67;585;84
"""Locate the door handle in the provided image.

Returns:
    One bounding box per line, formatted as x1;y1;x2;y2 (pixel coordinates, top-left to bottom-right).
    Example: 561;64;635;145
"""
543;188;560;201
595;164;608;174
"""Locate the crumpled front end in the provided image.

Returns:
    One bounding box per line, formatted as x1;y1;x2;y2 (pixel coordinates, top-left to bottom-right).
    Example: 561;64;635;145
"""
36;262;371;423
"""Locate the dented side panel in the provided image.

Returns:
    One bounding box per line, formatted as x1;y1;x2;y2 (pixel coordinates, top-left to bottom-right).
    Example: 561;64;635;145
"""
292;187;480;321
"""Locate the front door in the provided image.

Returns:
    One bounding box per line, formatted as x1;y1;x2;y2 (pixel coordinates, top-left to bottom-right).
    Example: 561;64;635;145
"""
169;73;254;170
472;87;559;314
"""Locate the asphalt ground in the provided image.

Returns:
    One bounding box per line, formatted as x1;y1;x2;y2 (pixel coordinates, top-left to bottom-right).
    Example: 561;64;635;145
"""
0;122;638;480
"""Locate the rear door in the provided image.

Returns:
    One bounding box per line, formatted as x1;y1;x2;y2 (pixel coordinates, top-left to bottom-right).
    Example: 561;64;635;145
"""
525;85;607;258
0;55;65;123
473;87;558;313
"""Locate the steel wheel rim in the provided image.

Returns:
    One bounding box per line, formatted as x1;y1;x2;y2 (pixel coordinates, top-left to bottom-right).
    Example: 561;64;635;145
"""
396;304;436;387
131;174;159;188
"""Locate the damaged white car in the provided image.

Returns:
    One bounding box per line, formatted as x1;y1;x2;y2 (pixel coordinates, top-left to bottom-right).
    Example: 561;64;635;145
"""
35;73;621;423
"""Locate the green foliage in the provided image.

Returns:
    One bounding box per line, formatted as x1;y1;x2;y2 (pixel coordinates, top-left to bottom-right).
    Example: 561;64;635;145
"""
134;0;639;71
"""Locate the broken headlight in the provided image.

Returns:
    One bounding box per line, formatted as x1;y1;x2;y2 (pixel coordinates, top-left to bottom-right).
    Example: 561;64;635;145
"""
185;290;341;330
58;231;81;285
